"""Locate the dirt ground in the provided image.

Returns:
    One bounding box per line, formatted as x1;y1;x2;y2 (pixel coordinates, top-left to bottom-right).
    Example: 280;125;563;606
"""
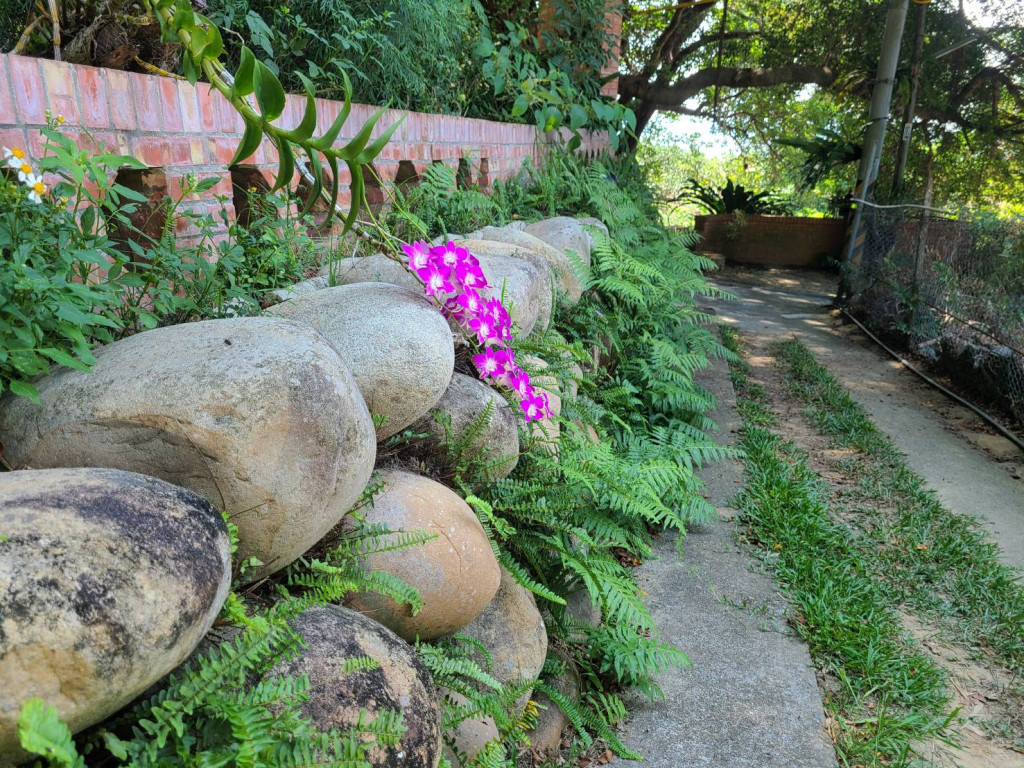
718;265;1024;767
707;265;1024;568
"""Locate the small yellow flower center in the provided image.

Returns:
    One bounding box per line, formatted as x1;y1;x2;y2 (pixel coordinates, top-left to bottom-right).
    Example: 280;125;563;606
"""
57;115;65;124
33;181;45;196
11;147;25;159
19;163;31;175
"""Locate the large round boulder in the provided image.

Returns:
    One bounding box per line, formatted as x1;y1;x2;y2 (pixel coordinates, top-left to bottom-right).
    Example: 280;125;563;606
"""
475;227;581;304
0;317;376;583
271;605;442;768
325;253;425;294
345;469;500;641
522;355;562;453
268;283;455;441
452;239;553;329
0;468;231;762
459;568;548;692
441;691;500;768
527;648;580;755
411;373;520;480
524;217;591;267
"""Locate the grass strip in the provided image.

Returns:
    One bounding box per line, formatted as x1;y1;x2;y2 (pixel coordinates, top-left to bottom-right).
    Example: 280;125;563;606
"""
722;328;955;768
772;337;1024;671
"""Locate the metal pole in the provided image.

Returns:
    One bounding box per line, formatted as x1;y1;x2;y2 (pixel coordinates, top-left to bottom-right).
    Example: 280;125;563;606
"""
838;0;910;302
893;0;928;198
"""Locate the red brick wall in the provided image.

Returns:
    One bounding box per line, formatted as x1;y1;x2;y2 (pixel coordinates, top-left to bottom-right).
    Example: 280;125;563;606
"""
694;214;848;268
0;53;609;236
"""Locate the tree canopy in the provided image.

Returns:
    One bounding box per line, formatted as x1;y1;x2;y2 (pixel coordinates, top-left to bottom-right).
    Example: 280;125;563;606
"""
618;1;1024;206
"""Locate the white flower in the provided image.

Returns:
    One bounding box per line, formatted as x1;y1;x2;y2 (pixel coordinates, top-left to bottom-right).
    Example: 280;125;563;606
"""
15;161;34;182
3;145;27;171
24;173;46;204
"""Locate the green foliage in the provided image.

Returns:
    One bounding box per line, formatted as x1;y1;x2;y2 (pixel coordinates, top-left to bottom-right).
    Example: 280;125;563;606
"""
0;127;325;400
385;162;500;242
147;0;400;228
680;178;793;216
207;0;480;114
0;134;128;401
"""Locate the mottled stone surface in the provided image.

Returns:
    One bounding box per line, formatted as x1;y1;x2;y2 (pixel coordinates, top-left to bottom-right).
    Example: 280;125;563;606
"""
411;373;520;480
0;468;231;762
528;648;580;754
441;691;500;768
0;317;376;582
325;253;425;294
272;605;441;768
524;217;591;267
459;568;548;692
452;239;552;331
268;283;454;440
475;227;581;303
346;469;500;641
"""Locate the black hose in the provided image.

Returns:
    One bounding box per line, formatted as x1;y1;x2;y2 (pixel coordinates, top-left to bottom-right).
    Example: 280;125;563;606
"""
841;309;1024;454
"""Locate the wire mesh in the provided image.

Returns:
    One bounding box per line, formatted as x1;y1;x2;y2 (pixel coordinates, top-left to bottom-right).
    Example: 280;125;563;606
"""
846;202;1024;430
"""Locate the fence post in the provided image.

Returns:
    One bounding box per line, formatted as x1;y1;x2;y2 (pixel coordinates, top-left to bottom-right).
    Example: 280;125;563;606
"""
839;0;910;302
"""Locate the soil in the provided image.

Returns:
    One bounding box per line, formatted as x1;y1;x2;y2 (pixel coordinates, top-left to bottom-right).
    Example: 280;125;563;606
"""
721;270;1024;767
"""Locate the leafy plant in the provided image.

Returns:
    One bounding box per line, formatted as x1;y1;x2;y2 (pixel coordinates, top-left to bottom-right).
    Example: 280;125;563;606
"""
681;178;793;216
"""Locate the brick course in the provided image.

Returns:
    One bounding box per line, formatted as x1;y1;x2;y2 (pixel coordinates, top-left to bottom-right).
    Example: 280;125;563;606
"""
0;53;608;234
694;214;848;268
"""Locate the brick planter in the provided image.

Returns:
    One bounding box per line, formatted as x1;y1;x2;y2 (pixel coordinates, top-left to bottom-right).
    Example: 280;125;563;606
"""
0;53;608;241
694;214;847;268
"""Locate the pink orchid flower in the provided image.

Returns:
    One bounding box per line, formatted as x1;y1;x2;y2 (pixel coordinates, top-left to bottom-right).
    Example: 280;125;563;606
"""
403;241;434;271
473;347;509;379
417;262;455;296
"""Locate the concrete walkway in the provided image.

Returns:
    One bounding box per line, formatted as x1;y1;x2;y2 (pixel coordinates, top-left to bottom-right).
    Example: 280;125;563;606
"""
610;351;838;768
709;270;1024;570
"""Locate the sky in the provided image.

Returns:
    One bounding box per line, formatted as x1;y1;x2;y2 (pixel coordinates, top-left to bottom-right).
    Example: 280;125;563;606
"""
649;0;1003;155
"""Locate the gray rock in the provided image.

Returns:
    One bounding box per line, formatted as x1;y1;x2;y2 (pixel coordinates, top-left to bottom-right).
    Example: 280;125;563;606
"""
412;373;520;480
324;253;425;294
0;317;375;583
459;568;548;695
441;691;500;768
271;275;329;302
345;469;501;641
524;217;591;268
0;468;231;762
268;283;454;441
522;355;561;454
576;216;609;239
476;227;582;303
272;605;442;768
450;241;551;334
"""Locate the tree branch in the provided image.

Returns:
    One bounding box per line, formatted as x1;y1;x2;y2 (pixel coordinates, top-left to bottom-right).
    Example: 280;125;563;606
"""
620;63;836;106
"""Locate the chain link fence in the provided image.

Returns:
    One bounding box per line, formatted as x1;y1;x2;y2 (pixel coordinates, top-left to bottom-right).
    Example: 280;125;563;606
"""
845;201;1024;431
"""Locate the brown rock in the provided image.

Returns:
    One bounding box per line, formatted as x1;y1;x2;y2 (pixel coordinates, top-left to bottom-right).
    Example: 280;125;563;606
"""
271;605;442;768
460;568;548;691
346;469;500;641
0;468;231;763
528;649;581;754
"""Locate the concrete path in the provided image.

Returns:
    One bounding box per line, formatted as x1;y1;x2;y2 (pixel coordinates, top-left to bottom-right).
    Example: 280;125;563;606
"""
610;352;838;768
709;270;1024;570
